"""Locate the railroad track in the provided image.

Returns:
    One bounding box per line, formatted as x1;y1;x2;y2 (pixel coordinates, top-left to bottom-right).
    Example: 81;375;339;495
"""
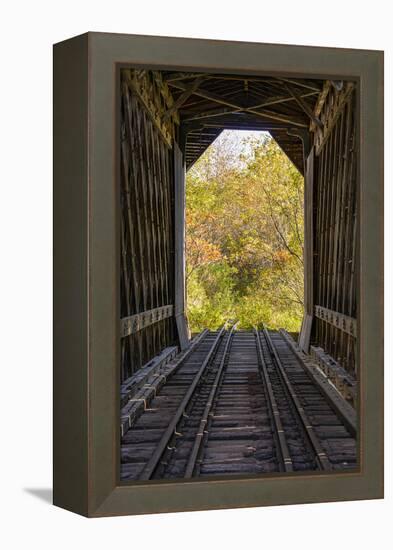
121;326;357;481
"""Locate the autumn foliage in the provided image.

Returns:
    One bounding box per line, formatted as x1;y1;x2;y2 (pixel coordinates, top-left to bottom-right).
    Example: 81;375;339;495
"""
186;132;304;332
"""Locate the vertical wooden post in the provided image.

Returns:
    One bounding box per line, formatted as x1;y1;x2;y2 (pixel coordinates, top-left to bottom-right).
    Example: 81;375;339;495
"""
299;147;314;352
174;142;190;349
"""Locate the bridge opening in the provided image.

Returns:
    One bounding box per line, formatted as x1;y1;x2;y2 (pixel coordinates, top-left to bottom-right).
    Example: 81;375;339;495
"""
185;129;304;335
119;67;358;481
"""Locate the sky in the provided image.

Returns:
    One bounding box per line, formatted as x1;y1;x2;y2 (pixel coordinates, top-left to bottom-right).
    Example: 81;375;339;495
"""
196;129;270;171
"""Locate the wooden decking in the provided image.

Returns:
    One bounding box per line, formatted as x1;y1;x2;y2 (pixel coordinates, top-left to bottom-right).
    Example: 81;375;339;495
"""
120;328;357;481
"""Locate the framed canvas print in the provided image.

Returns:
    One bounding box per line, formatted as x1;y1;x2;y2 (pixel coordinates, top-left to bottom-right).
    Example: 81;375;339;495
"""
53;32;383;517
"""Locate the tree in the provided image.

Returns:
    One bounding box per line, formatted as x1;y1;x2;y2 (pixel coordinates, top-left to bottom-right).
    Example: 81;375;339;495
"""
186;131;304;333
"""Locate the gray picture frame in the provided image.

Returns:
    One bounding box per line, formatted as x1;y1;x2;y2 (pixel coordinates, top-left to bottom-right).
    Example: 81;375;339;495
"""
53;32;383;517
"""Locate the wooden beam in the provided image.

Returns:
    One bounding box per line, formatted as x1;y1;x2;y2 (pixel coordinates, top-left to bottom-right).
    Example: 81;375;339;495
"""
183;106;242;121
174;143;190;349
120;346;178;407
121;331;209;436
298;149;315;352
285;84;323;129
315;82;355;155
170;81;308;128
275;77;321;92
163;72;208;82
310;346;357;405
182;92;318;122
120;305;173;338
122;69;178;147
310;80;331;131
253;91;318;109
183;120;292;134
280;331;357;436
314;305;357;338
163;77;205;120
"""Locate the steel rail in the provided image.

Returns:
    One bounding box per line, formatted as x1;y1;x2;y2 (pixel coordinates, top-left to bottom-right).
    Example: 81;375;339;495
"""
184;324;237;478
120;330;211;438
254;329;293;472
138;324;228;480
279;329;357;436
263;329;332;471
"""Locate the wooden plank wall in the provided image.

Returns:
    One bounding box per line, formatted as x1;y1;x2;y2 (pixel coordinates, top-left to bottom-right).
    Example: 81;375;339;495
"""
120;72;176;382
312;82;357;377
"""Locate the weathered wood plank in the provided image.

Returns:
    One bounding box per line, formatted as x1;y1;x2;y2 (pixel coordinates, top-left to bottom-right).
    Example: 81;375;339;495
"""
121;346;178;407
314;305;356;338
170;80;308;128
123;69;178;147
312;84;357;376
299;148;315;352
121;305;174;338
310;345;357;405
315;83;355;155
163;76;205;120
120;73;177;380
284;83;323;128
280;330;357;437
174;142;190;350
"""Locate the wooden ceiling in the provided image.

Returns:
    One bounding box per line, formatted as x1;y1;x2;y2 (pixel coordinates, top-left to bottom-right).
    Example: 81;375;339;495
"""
162;71;325;174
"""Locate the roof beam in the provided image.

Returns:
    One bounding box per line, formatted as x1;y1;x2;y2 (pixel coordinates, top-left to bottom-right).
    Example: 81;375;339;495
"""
255;90;318;109
170;81;308;128
183;118;294;132
162;76;206;120
310;80;331;131
183;91;319;122
163;72;209;82
275;78;321;92
284;83;323;129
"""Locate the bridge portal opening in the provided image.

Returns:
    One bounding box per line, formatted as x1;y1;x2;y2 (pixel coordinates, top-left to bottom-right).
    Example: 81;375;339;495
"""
185;129;304;335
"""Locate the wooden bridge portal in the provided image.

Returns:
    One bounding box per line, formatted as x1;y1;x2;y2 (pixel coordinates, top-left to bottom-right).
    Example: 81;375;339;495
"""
120;68;358;402
54;34;385;513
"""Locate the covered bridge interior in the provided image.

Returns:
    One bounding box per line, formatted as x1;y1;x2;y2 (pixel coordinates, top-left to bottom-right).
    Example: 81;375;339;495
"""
120;67;358;407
